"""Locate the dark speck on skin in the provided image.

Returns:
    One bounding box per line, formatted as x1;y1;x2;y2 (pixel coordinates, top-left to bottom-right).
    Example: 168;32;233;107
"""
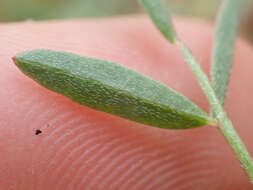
35;129;42;135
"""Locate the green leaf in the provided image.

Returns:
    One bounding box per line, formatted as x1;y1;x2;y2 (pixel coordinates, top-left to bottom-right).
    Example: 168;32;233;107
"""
211;0;240;106
139;0;177;43
14;49;210;129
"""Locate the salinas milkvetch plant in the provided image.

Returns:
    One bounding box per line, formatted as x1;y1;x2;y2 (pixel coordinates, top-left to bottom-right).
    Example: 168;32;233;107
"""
13;0;253;183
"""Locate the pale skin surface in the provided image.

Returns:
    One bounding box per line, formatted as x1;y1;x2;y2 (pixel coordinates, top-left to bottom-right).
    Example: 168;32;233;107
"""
0;15;253;189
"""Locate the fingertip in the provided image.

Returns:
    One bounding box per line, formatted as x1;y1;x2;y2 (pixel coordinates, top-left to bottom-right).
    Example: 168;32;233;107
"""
1;16;253;189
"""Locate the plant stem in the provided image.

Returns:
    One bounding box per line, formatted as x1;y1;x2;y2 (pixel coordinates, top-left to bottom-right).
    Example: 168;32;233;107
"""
175;40;253;183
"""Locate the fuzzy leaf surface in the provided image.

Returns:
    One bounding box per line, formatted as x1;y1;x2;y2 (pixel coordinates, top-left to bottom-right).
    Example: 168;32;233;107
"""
211;0;240;105
14;50;210;129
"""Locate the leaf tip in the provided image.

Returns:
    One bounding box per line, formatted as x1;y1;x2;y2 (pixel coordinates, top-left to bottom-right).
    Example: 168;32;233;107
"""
138;0;177;44
12;56;17;65
12;55;24;71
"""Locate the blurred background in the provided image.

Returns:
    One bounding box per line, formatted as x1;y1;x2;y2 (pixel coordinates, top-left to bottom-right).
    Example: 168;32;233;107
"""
0;0;253;40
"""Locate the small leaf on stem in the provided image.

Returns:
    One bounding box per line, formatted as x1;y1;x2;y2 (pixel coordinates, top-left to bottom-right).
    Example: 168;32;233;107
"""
139;0;177;43
14;49;210;129
211;0;240;106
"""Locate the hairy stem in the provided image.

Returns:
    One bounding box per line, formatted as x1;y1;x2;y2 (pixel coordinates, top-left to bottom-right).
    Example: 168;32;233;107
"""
175;40;253;183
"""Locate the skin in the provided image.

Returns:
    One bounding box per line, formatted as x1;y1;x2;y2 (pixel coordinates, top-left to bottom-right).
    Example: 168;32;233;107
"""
0;15;253;189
